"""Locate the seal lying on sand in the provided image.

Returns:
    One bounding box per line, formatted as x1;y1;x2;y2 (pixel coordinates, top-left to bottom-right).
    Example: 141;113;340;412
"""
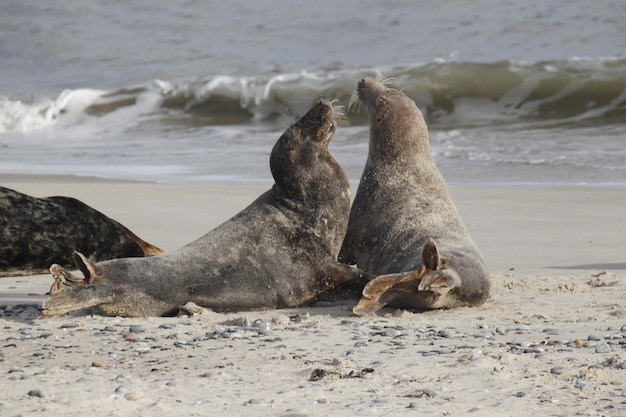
41;99;370;318
0;186;163;277
339;78;490;315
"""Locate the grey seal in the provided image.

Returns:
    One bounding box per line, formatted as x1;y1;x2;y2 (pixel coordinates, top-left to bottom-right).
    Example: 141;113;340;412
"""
0;186;162;277
41;99;369;318
338;78;490;315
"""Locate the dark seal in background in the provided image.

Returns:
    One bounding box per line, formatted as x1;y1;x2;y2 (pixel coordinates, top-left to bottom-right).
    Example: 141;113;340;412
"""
0;186;162;277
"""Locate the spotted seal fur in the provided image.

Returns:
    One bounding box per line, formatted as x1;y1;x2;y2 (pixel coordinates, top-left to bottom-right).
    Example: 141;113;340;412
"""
0;186;162;277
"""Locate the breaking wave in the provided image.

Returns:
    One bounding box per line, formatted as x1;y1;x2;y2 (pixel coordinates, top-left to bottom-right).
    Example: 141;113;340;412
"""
2;57;625;133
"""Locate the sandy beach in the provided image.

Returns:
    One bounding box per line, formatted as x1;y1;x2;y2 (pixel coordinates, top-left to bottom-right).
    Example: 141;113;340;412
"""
1;175;625;416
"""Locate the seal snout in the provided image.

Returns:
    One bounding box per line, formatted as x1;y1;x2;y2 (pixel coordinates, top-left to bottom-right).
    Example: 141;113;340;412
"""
305;100;336;144
316;116;336;145
356;77;383;105
357;78;369;101
357;77;390;102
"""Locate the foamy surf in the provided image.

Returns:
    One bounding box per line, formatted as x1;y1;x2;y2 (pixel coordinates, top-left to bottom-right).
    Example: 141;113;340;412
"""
0;89;113;133
1;59;625;187
3;59;624;135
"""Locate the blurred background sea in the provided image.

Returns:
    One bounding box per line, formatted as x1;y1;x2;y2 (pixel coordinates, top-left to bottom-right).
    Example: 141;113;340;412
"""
1;0;625;187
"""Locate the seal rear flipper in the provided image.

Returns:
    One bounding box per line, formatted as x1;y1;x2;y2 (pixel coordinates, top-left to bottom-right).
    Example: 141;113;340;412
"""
48;251;102;296
417;269;462;296
352;270;421;316
72;251;101;284
418;237;460;294
39;285;114;318
414;237;461;295
353;295;387;316
50;263;85;284
49;262;88;296
110;219;164;257
421;238;441;271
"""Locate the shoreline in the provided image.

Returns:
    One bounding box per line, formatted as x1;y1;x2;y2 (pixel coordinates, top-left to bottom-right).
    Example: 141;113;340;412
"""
4;172;626;190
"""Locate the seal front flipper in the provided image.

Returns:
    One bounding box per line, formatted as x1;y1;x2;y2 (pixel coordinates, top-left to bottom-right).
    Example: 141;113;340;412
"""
418;269;461;296
416;238;462;296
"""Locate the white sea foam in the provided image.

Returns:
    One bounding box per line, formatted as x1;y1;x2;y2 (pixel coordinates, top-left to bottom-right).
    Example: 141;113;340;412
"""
0;89;106;133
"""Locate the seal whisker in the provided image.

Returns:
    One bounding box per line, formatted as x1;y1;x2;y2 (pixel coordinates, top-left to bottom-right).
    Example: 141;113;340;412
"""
374;75;395;86
348;89;362;113
278;111;295;128
374;75;399;92
329;99;349;126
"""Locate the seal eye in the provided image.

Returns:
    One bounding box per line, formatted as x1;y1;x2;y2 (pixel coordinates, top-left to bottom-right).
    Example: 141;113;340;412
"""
376;97;386;123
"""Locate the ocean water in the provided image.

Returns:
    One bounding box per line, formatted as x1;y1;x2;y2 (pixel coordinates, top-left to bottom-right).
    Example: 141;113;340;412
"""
1;0;626;188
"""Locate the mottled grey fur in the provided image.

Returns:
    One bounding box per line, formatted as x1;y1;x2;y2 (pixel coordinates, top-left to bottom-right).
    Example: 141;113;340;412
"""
0;187;162;277
41;100;369;318
339;78;490;312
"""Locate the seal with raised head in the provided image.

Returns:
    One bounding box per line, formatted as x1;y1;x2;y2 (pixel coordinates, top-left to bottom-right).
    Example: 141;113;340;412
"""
41;99;370;318
339;77;490;315
0;186;163;277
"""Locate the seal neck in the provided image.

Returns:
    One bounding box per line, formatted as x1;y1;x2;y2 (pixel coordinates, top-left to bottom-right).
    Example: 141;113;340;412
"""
368;127;432;166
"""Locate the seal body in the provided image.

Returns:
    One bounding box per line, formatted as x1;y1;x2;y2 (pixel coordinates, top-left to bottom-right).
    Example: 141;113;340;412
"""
339;78;490;315
0;187;162;277
42;100;369;318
